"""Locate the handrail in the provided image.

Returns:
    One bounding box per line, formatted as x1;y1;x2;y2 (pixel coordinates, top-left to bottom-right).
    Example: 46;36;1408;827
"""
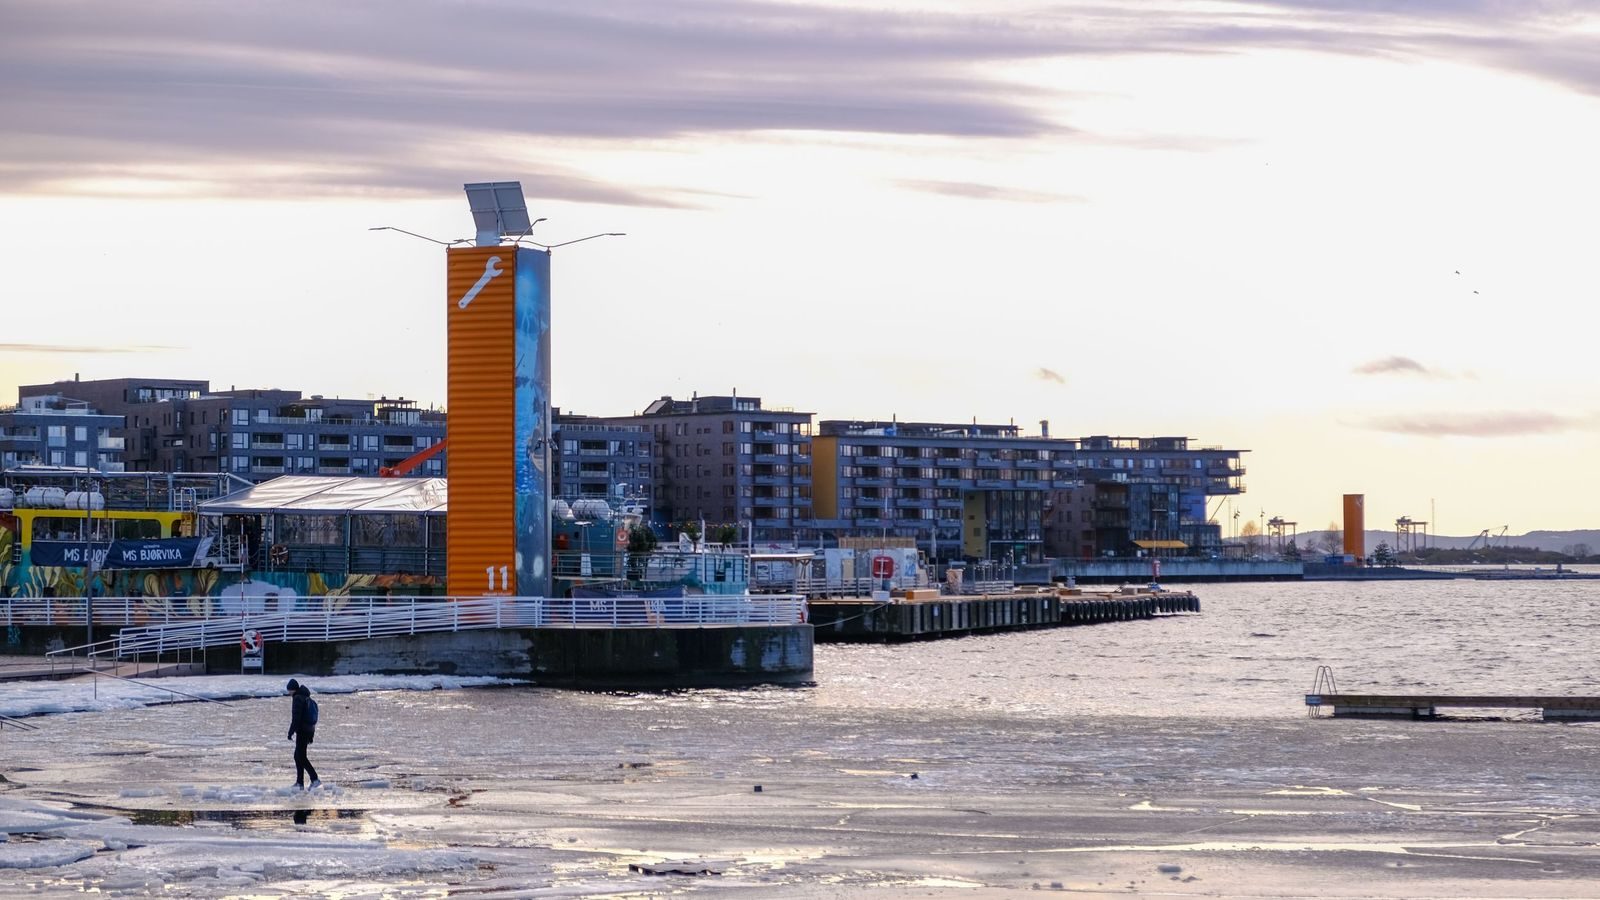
0;713;42;731
101;594;807;660
44;637;123;660
88;668;234;707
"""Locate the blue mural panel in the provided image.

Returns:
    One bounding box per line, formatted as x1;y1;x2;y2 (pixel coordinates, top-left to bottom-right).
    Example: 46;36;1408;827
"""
513;247;552;596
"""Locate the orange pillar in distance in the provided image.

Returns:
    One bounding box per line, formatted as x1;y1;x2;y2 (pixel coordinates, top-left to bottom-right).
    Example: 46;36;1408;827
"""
1342;494;1365;561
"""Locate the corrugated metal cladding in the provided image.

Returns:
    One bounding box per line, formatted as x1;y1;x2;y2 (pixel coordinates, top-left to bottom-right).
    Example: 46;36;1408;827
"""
1343;493;1365;559
447;247;517;596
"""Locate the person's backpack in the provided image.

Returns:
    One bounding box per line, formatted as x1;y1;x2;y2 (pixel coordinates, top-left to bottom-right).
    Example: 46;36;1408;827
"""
307;697;320;728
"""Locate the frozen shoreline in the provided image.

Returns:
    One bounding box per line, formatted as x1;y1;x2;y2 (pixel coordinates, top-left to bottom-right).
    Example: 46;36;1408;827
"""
0;672;522;720
6;679;1600;897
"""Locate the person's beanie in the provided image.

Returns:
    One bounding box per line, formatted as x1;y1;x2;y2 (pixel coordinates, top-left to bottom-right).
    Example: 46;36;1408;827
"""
286;678;300;692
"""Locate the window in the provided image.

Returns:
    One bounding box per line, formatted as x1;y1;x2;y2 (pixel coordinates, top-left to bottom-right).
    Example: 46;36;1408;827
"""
363;435;380;451
280;514;344;545
233;455;249;471
232;433;249;449
232;409;249;426
256;408;269;422
286;433;303;450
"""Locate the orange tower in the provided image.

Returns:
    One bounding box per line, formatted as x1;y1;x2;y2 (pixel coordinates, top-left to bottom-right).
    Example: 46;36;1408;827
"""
444;183;553;597
1342;494;1365;560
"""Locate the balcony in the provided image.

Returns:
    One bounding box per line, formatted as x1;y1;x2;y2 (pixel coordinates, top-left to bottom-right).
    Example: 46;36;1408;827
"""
317;466;353;475
753;453;788;464
895;497;929;508
854;477;891;487
97;436;125;451
251;465;287;475
251;440;285;450
936;478;966;488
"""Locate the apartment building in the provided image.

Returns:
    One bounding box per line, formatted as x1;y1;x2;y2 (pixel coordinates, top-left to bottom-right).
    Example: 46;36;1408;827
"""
0;395;125;471
17;378;445;480
812;421;1244;563
582;395;813;544
551;409;655;507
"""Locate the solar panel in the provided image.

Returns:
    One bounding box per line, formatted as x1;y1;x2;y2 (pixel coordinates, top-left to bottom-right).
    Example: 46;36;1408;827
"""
463;181;532;246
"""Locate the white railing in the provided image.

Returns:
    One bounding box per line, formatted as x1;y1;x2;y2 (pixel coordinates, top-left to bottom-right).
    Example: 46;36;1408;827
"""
12;594;808;660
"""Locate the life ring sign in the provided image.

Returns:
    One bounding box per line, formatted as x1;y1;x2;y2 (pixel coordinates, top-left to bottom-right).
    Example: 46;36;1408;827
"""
241;629;265;671
614;525;630;546
871;555;895;579
269;544;289;566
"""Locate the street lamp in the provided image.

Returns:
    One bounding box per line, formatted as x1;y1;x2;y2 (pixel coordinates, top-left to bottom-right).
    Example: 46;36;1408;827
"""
367;226;472;246
519;232;626;251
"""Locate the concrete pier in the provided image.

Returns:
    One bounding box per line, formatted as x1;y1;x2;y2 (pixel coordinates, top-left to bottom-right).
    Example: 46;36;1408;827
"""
5;623;815;689
808;589;1198;642
219;624;815;688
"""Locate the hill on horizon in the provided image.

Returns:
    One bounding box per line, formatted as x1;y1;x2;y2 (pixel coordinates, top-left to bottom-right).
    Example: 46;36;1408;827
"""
1287;529;1600;554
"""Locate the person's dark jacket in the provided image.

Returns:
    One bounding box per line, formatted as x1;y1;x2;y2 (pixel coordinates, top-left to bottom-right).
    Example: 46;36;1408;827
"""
288;685;315;741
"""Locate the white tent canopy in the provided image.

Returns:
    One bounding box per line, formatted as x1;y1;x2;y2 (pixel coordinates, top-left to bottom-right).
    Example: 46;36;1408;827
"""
198;476;448;514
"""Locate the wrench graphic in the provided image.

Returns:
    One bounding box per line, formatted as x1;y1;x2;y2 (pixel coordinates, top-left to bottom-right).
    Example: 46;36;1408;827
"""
457;256;504;309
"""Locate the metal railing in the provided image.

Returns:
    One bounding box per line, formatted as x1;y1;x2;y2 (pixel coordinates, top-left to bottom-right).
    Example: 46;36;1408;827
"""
4;594;803;629
14;594;807;662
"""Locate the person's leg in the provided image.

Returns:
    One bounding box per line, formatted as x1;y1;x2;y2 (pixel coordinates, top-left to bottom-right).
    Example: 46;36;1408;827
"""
297;735;319;785
294;737;315;786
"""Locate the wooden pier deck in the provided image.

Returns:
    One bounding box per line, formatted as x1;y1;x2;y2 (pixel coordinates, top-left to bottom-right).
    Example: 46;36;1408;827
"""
808;589;1199;643
1305;693;1600;720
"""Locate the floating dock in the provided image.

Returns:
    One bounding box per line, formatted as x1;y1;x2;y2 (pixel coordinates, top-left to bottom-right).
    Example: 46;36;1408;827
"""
1306;693;1600;720
808;588;1198;643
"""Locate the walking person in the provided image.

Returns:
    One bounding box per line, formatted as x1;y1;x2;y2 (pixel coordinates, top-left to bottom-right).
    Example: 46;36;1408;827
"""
285;678;320;790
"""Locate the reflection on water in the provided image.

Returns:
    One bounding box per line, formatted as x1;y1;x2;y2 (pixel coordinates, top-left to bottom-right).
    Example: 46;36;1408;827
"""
93;806;367;829
794;580;1600;719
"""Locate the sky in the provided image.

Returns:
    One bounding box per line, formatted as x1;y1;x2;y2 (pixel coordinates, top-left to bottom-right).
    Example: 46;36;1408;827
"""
2;0;1598;534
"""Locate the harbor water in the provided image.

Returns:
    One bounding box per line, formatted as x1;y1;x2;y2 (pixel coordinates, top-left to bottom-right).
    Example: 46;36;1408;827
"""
6;578;1600;897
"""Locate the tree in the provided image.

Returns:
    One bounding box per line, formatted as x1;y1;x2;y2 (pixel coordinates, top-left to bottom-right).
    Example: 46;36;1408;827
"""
1280;539;1301;561
627;524;657;554
1322;521;1343;556
1240;519;1262;556
712;523;740;545
1373;542;1397;566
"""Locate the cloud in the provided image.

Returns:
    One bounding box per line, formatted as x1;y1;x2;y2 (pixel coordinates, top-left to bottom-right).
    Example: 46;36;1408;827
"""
1352;356;1447;377
0;343;178;354
899;180;1085;204
0;1;1591;201
1362;411;1592;437
1035;367;1067;384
